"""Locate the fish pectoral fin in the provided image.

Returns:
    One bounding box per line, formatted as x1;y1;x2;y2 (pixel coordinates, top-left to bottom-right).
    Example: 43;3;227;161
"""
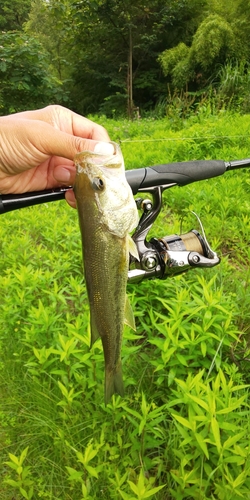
128;235;139;261
124;295;136;331
90;314;100;348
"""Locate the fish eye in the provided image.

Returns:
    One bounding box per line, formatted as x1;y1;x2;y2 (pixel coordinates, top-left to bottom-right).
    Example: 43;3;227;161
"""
92;177;105;191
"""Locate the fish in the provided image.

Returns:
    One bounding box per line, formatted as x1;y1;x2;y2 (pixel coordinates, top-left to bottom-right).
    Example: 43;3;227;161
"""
74;142;139;404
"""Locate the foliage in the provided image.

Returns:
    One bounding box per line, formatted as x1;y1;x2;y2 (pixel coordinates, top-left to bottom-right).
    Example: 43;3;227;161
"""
0;31;67;115
191;14;236;70
214;60;250;113
0;111;250;498
60;0;181;115
0;0;250;116
0;0;31;31
157;3;250;114
158;43;193;89
25;0;73;81
25;0;208;115
159;14;237;92
4;447;34;499
1;0;250;115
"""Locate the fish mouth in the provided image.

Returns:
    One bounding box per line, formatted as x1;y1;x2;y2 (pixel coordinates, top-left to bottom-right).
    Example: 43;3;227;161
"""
74;141;121;172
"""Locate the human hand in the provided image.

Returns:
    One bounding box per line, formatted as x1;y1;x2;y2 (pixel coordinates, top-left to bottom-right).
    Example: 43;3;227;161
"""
0;104;112;207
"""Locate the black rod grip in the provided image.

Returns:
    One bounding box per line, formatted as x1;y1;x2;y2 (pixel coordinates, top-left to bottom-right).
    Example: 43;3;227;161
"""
126;160;227;194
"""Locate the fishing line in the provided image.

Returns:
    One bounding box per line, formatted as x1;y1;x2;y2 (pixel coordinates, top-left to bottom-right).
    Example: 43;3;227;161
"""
120;134;250;143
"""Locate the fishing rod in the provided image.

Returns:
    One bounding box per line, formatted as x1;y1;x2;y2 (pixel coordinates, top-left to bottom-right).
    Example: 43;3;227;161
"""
1;158;249;213
0;157;249;281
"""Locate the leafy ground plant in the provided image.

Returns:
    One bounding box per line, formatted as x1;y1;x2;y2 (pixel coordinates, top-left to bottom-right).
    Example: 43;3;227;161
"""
0;111;250;499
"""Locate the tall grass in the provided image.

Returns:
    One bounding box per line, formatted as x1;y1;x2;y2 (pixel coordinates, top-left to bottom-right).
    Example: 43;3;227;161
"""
134;61;250;123
0;111;250;499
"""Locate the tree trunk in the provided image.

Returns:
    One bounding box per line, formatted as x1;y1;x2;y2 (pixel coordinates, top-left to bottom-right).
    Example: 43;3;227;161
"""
127;26;133;119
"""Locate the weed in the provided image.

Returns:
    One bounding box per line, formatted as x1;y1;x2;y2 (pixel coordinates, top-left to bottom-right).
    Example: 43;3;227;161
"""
0;111;250;498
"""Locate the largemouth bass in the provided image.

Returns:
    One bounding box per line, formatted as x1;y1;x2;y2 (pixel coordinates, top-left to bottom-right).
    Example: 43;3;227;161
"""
74;143;139;404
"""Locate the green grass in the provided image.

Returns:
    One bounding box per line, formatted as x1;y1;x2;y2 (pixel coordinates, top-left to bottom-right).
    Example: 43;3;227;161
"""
0;111;250;499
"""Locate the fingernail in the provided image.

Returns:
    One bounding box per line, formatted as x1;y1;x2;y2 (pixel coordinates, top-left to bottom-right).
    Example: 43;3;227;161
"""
57;167;71;182
94;142;115;155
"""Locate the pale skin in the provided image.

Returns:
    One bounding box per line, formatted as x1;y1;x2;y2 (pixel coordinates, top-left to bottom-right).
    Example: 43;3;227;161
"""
0;104;111;208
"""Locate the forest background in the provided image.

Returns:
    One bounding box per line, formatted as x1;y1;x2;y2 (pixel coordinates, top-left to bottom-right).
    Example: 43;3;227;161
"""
1;0;250;118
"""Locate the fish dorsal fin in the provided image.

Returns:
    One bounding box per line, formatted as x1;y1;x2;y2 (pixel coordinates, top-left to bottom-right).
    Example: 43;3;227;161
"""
124;295;136;331
128;235;139;261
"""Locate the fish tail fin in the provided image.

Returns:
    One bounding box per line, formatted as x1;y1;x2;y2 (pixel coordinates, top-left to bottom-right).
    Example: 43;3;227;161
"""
105;361;125;405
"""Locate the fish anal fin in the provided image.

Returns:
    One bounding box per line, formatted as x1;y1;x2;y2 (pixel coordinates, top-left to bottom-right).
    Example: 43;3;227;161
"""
124;294;136;331
90;314;100;348
105;360;124;405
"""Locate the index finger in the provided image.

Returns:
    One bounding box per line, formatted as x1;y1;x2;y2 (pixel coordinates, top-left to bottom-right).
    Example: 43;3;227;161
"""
12;105;111;142
71;113;110;142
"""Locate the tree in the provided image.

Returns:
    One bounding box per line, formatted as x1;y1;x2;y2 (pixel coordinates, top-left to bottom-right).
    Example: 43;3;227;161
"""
25;0;73;81
0;0;31;31
159;14;238;92
0;32;66;115
24;0;250;116
26;0;206;116
191;14;236;70
68;0;210;115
